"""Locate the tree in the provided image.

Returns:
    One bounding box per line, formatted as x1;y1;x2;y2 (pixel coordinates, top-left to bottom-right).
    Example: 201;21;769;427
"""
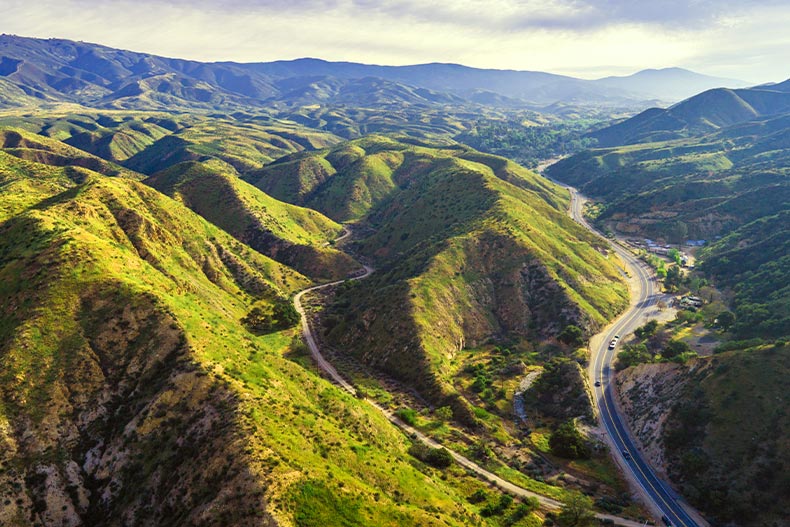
616;343;652;370
272;299;300;328
556;492;596;527
662;339;691;359
670;221;688;246
558;324;585;347
243;299;301;334
549;421;590;459
408;444;454;468
668;248;682;265
664;265;683;292
424;447;453;468
717;311;736;331
435;406;453;421
634;320;659;340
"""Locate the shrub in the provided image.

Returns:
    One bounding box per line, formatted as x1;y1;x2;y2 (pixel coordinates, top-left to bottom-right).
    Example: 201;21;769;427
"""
395;407;417;426
558;324;585;347
662;339;691;359
408;443;454;468
549;421;590;459
467;489;489;504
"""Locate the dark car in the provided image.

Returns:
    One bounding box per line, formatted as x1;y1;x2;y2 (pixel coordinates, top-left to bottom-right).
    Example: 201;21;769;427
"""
622;449;631;460
595;381;602;387
661;515;673;527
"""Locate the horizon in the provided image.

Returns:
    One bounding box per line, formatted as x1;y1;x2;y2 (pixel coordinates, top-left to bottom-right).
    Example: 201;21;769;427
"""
4;1;790;84
1;32;755;83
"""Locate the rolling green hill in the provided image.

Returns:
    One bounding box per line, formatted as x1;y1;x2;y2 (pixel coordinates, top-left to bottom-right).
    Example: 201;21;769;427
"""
123;118;342;174
0;133;501;527
256;136;629;419
147;159;359;281
590;82;790;146
0;110;345;173
699;211;790;338
547;109;790;339
0;127;143;179
548;113;790;240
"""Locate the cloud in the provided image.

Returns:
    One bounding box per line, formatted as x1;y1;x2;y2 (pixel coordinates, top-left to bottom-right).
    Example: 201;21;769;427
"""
1;0;788;82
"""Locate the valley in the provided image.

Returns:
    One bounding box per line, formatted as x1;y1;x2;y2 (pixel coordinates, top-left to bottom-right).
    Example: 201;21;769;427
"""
0;32;787;527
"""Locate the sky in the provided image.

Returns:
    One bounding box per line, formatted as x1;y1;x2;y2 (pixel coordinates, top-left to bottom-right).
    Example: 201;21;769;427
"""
3;0;789;83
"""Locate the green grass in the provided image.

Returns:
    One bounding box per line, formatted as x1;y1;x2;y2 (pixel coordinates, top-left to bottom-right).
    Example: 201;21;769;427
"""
147;158;359;280
0;134;506;525
276;136;629;425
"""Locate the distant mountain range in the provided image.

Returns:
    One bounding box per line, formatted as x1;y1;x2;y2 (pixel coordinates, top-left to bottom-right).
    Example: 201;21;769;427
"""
0;34;746;112
593;67;746;102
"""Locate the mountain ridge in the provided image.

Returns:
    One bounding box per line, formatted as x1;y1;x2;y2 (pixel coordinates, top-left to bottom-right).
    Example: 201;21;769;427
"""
0;34;747;111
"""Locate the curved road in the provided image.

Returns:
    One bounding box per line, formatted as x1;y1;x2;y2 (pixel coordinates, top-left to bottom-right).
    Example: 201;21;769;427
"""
566;188;704;527
293;227;647;527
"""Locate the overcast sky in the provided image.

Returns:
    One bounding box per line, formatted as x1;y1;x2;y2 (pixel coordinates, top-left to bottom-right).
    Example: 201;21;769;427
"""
3;0;789;83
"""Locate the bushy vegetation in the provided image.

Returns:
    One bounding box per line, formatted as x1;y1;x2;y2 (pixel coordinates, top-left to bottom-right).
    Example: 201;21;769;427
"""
549;421;590;459
616;319;701;370
530;358;592;420
242;298;301;334
700;211;790;339
660;345;790;527
548;108;790;342
407;443;454;468
455;118;600;168
556;492;596;527
0;133;504;526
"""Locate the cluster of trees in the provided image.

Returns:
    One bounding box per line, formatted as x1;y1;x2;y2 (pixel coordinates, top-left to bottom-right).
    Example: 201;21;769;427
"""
616;320;694;370
468;489;541;524
455;119;599;167
558;324;585;347
549;420;590;459
464;347;520;405
531;357;592;419
407;443;454;468
242;298;300;334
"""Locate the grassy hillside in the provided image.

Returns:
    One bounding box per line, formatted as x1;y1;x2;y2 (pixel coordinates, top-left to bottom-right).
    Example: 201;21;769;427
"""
0;143;507;526
0;110;194;161
549;117;790;239
617;344;789;527
0;109;344;173
259;136;628;420
699;211;790;338
590;82;790;146
147;159;359;281
124;117;342;174
0;127;143;179
548;111;790;340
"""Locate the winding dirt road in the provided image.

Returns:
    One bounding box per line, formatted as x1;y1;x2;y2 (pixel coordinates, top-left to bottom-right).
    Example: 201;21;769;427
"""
292;227;647;527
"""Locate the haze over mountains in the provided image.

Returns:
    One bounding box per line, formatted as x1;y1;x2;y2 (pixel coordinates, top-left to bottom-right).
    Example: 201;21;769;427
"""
0;34;745;112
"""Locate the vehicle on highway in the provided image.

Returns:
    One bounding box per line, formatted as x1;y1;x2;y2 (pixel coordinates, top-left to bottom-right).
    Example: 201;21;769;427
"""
614;334;620;339
608;339;617;349
595;381;601;387
662;515;673;527
622;449;631;460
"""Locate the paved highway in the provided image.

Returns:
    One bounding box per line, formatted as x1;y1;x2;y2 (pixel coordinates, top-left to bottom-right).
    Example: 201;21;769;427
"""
566;188;704;527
